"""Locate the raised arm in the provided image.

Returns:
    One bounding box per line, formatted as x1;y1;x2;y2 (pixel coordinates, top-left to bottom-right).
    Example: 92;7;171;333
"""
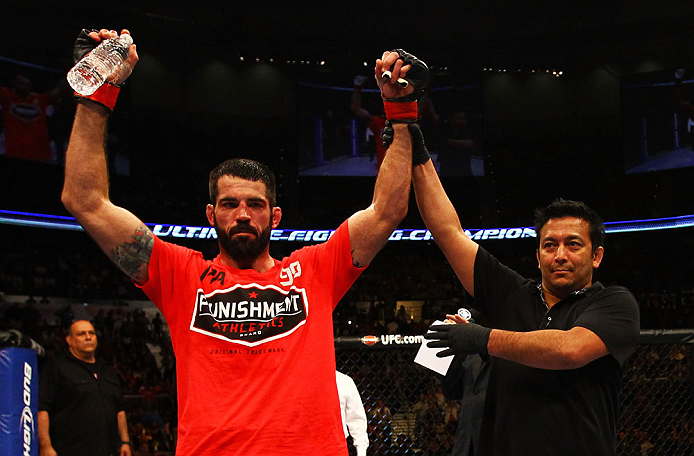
350;75;372;122
348;120;411;267
61;29;153;284
412;156;479;295
348;49;428;267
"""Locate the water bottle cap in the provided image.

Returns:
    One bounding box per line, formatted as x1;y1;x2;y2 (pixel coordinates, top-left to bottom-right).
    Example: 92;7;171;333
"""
119;34;134;46
457;308;472;321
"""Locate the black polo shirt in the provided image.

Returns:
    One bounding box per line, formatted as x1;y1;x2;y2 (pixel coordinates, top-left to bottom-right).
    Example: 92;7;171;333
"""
39;352;125;456
473;247;640;456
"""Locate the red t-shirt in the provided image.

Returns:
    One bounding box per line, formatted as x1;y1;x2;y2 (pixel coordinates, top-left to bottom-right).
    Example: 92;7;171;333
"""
139;221;364;455
0;87;53;162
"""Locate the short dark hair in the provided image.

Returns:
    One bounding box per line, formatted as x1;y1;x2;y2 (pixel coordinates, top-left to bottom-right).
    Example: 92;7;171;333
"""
208;158;277;207
533;199;605;251
67;319;94;337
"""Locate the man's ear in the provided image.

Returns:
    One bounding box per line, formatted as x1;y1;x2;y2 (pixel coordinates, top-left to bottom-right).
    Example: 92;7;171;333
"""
272;206;282;229
592;246;604;269
206;204;215;227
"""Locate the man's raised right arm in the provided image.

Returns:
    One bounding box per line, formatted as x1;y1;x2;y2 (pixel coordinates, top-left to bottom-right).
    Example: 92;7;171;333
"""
412;155;479;296
61;29;152;284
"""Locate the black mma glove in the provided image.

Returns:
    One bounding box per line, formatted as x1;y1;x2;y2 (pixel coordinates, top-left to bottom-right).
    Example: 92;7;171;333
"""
71;28;128;111
382;49;430;123
381;121;431;165
73;28;100;63
424;322;491;358
407;123;431;165
382;120;394;150
384;48;430;102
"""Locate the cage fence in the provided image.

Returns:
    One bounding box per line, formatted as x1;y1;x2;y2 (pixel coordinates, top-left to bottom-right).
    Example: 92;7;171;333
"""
123;330;693;455
334;330;693;456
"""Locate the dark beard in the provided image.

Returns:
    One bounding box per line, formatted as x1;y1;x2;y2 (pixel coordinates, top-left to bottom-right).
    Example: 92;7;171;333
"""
216;219;272;263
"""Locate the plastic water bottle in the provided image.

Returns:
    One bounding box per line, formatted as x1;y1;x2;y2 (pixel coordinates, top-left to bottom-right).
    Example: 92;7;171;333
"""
67;34;133;96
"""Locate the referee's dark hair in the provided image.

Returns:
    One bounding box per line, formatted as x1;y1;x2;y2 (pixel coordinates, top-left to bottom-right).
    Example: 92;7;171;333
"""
533;199;605;252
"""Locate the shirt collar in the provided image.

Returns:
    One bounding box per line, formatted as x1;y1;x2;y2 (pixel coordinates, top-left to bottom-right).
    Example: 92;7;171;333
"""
537;281;604;306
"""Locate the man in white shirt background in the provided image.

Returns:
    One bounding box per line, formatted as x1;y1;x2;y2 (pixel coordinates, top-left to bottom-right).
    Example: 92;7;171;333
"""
336;370;369;456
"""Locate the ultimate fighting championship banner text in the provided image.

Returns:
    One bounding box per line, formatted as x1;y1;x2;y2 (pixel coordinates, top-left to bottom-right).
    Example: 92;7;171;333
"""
2;210;694;242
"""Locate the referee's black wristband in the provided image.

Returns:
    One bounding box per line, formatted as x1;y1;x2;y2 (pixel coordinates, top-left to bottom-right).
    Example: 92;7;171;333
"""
408;123;432;166
121;441;131;446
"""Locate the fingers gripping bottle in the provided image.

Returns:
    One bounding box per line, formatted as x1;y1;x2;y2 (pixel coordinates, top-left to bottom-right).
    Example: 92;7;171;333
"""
67;34;133;96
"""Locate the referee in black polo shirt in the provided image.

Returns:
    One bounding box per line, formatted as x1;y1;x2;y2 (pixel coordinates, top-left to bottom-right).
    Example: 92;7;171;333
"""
38;320;131;456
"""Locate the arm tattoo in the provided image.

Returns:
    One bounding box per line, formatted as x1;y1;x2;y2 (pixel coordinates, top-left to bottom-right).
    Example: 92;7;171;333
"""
351;248;364;268
110;224;155;281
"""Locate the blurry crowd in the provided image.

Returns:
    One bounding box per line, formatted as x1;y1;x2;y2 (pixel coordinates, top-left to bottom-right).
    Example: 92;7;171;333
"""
618;343;693;456
3;226;694;337
2;297;178;455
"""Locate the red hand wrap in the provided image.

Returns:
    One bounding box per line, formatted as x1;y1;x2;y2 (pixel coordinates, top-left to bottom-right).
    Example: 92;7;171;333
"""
383;100;418;122
75;83;120;111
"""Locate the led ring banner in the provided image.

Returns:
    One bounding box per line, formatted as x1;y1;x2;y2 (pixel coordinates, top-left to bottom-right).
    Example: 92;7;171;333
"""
2;209;694;242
